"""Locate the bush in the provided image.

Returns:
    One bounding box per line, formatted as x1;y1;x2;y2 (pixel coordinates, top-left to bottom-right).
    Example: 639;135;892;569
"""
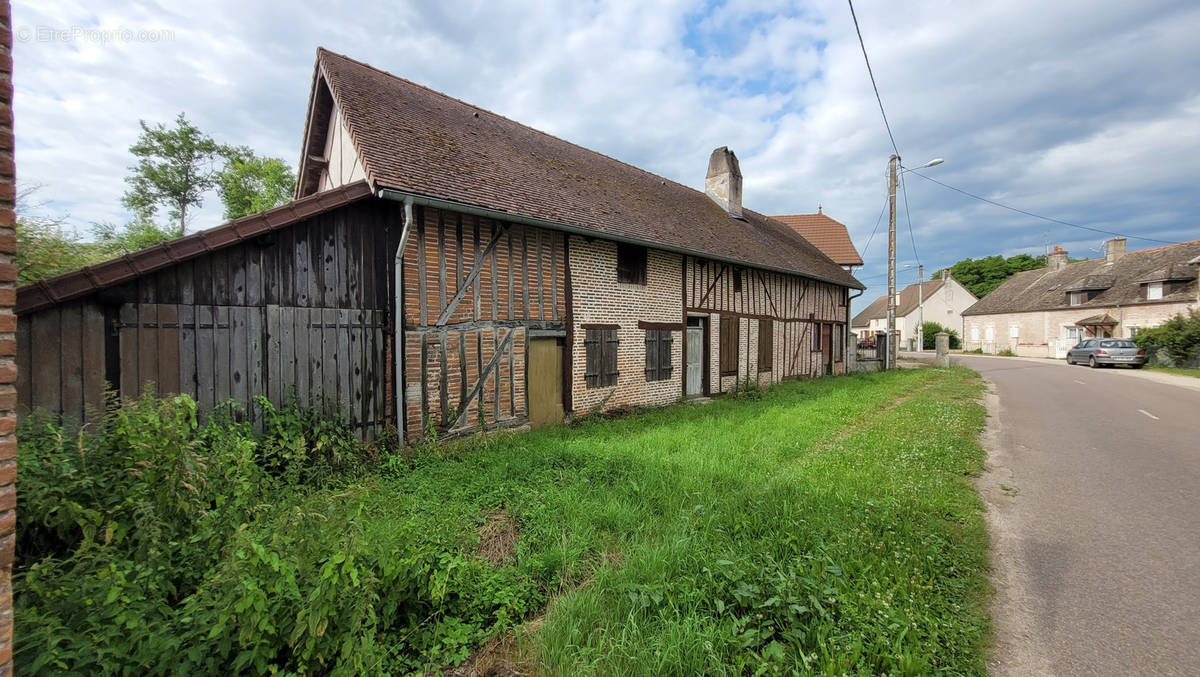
921;322;961;350
1133;310;1200;365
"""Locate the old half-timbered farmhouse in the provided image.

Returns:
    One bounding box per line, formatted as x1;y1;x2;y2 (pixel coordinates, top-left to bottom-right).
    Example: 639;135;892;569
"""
16;49;864;442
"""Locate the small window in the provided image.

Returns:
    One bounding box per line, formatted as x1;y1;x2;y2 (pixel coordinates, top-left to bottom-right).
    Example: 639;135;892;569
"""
1009;324;1019;339
1146;281;1163;300
617;243;647;285
812;322;822;351
1068;291;1085;306
971;325;980;341
644;329;673;382
1128;326;1140;337
732;267;743;294
719;316;738;375
758;319;773;371
985;326;995;341
584;328;619;388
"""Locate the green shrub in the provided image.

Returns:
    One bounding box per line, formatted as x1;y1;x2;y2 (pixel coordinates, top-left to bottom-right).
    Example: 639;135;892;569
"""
1134;310;1200;365
921;322;961;350
996;347;1017;357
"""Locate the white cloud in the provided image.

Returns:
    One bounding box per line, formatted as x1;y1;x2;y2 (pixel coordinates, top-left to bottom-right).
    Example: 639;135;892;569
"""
12;0;1200;303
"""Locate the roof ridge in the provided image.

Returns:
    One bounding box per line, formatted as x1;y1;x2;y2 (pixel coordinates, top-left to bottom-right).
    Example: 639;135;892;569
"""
317;47;712;200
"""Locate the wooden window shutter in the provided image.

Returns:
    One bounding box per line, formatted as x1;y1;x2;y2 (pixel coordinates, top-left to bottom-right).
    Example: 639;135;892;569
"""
720;316;737;375
645;331;659;379
645;330;673;381
602;329;619;386
660;331;673;379
758;319;773;371
584;329;600;388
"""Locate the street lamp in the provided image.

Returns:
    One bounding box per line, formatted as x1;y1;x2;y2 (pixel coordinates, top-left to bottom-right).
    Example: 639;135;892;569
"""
886;156;943;369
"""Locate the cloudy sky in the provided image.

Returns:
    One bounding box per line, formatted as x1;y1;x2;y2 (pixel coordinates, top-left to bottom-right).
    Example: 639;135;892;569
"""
13;0;1200;301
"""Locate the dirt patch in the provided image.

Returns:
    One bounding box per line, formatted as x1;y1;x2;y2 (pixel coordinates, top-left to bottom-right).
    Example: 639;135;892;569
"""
475;509;520;566
445;631;533;677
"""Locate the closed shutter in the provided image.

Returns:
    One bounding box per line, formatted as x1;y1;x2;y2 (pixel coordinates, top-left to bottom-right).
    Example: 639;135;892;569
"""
758;319;773;371
720;316;737;375
602;329;619;386
645;329;673;381
584;329;600;388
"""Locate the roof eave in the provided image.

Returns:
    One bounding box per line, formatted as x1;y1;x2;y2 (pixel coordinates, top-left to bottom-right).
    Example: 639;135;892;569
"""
377;187;865;290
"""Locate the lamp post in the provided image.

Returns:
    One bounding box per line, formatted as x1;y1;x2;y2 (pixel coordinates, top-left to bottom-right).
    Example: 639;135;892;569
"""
886;157;942;369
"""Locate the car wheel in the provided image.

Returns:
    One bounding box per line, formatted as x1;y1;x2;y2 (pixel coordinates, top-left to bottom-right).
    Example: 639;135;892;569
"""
1089;356;1099;368
1131;364;1143;369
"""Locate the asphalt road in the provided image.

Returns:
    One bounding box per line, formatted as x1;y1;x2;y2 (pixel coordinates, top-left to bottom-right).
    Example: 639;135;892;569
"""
954;356;1200;676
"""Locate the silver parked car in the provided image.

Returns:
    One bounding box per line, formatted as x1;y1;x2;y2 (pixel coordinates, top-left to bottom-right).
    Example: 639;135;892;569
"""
1066;338;1146;368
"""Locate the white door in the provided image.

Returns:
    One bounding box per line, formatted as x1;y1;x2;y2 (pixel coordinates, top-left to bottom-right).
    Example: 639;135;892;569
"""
686;325;704;396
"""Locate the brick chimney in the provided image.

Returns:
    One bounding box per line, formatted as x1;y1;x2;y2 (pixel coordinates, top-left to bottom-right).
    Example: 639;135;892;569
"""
705;146;743;218
1105;237;1126;265
1047;246;1069;271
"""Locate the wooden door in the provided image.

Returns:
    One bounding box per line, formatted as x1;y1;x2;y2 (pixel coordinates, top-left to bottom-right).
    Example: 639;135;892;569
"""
528;337;564;428
821;324;833;375
686;323;704;396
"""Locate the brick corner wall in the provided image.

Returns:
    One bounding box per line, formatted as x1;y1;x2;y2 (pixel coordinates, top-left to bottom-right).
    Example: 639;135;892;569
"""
0;0;16;672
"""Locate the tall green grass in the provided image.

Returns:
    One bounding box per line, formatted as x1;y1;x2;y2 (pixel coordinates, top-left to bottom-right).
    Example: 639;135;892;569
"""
17;368;991;675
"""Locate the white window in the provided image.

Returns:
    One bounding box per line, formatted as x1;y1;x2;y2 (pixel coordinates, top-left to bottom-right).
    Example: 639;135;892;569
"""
1064;326;1081;341
1069;291;1085;306
1009;324;1019;339
971;325;980;341
985;325;995;341
1128;326;1140;338
1146;282;1163;300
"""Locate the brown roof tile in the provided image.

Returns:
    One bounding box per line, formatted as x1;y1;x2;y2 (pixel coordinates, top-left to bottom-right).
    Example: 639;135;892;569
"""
16;181;373;315
313;49;863;289
962;239;1200;316
770;212;863;266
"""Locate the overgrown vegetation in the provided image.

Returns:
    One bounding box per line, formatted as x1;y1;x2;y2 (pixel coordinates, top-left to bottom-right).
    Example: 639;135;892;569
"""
932;252;1081;298
1133;310;1200;366
17;369;992;674
922;321;961;350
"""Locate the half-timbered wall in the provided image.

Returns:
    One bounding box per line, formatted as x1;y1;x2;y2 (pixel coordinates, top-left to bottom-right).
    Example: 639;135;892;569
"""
17;200;396;438
401;206;567;439
568;237;683;411
685;256;848;393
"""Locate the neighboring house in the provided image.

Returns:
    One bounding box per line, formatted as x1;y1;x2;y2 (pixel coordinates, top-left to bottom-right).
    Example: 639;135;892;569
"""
962;238;1200;358
771;209;864;273
16;48;863;442
851;271;978;349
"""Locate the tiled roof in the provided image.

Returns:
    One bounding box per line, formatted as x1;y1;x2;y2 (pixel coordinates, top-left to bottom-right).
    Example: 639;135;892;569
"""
769;212;863;266
962;239;1200;316
851;279;948;327
313;49;863;289
16;181;373;315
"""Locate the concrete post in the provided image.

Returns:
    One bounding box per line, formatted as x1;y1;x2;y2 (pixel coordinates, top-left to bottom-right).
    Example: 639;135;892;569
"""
935;332;950;368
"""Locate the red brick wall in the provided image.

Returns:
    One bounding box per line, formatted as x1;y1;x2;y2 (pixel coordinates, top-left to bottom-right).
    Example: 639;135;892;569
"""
0;1;14;671
569;237;683;412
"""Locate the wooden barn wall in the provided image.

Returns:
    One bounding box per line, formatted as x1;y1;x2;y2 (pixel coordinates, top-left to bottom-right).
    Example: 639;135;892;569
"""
684;256;849;391
17;200;397;438
401;205;567;440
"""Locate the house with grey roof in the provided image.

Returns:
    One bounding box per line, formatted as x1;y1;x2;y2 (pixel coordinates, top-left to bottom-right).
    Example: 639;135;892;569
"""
16;48;863;441
851;272;978;350
962;237;1200;358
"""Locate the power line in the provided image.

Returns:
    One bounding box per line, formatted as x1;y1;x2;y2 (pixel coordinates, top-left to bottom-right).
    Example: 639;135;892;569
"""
899;172;920;266
847;0;899;157
859;195;889;259
907;170;1181;246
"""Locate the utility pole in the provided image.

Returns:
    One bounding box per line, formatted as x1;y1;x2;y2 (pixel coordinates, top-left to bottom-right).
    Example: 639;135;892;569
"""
917;263;924;351
886;154;899;369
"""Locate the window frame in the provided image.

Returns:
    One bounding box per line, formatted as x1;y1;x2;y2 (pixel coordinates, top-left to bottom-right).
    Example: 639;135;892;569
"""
811;322;822;351
616;243;647;285
1146;281;1163;300
719;316;738;376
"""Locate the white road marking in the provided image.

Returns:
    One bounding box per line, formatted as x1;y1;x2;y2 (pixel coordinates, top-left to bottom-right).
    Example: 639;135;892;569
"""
1074;379;1086;385
1138;409;1160;420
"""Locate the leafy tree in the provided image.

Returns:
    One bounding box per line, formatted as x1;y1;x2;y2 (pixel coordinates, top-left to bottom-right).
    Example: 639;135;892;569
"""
216;146;296;220
932;253;1049;298
93;218;175;257
1133;310;1200;365
14;185;104;284
122;112;223;236
921;322;960;350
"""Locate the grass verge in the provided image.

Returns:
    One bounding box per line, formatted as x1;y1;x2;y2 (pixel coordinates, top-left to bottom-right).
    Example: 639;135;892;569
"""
1145;365;1200;379
17;368;992;675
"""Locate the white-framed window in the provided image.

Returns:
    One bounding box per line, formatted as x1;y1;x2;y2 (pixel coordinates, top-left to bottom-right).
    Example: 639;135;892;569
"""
1068;291;1086;306
971;325;980;341
1146;282;1163;301
1064;326;1081;341
1009;324;1019;339
1128;326;1140;338
985;325;995;341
